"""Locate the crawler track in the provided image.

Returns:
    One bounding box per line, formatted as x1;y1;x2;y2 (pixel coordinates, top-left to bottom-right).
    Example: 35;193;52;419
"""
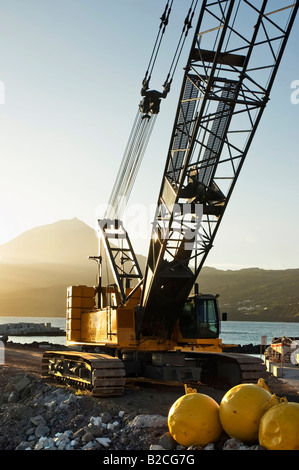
198;351;268;387
222;352;268;383
42;351;126;397
42;348;267;397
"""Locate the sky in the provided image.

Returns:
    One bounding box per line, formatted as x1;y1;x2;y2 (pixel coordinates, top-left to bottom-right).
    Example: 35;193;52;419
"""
0;0;298;271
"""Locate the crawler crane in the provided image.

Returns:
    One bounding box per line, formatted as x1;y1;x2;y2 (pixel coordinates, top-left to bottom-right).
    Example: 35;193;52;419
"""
42;1;298;396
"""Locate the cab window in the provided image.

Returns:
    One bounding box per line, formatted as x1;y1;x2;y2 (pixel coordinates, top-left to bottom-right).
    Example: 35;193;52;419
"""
179;298;219;339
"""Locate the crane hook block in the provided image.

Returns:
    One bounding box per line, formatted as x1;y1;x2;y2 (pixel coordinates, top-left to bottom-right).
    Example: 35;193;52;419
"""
139;80;171;115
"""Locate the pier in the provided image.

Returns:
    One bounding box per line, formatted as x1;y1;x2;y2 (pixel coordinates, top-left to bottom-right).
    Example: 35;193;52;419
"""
0;322;65;336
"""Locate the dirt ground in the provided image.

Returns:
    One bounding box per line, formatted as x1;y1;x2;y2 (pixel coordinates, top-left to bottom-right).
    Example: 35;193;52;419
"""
3;342;223;415
3;341;299;415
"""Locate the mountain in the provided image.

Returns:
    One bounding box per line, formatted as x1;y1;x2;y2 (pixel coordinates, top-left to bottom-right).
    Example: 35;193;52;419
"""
0;218;100;316
0;218;298;321
0;218;99;265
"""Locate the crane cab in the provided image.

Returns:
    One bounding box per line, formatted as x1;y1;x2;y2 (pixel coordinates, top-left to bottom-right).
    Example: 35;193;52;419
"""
178;294;220;341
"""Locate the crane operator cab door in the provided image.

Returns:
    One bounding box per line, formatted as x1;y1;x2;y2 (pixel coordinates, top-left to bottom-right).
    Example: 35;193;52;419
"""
178;294;220;341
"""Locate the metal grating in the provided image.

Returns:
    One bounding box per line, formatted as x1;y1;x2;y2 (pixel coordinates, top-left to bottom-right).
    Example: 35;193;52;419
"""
199;80;238;187
168;75;200;184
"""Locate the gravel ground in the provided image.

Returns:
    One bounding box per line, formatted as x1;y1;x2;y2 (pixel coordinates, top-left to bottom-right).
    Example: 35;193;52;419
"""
0;366;263;451
0;342;298;452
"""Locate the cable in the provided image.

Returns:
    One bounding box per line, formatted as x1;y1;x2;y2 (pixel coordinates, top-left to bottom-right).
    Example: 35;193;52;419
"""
105;112;157;219
164;0;199;86
143;0;174;87
104;1;200;221
106;113;144;217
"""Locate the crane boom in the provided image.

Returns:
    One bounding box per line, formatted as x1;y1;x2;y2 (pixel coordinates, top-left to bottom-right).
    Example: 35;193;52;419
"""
137;0;298;339
44;1;298;397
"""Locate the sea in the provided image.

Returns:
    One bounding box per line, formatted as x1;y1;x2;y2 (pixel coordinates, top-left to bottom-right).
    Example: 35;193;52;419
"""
0;316;299;347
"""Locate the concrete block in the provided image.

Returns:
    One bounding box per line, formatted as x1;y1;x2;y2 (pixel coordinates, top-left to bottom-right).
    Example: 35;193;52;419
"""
272;365;283;377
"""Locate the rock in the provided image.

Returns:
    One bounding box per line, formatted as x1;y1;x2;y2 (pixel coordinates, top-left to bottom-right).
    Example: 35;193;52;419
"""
89;425;103;438
157;432;177;450
101;411;112;424
35;423;50;438
204;443;216;450
128;414;168;429
30;415;46;427
54;433;71;450
44;438;56;450
72;428;85;440
90;416;101;426
150;444;164;450
15;441;31;451
95;437;111;448
26;427;35;436
120;435;130;446
223;438;249;450
44;400;56;410
14;377;31;394
188;444;203;450
81;441;95;450
82;431;94;444
63;394;79;406
8;391;19;403
34;440;45;450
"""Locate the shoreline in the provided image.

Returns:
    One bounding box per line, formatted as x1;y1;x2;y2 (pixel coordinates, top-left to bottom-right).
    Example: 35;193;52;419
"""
4;338;267;354
3;332;65;337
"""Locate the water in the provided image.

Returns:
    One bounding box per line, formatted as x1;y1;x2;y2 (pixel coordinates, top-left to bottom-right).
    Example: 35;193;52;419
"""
0;317;299;347
0;316;67;346
220;321;299;346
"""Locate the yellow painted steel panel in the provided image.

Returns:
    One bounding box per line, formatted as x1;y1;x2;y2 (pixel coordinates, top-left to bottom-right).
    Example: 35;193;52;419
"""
66;307;92;318
67;319;81;330
66;329;81;342
67;296;95;309
81;309;117;344
67;285;96;298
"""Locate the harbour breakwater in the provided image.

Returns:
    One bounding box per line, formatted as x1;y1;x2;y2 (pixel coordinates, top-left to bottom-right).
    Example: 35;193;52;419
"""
0;322;65;336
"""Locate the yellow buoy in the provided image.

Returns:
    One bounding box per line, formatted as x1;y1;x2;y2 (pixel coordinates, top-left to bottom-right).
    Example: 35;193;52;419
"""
259;400;299;450
168;391;223;448
219;383;272;442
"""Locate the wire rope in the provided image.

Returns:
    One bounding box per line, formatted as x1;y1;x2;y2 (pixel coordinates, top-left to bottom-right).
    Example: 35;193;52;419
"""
143;0;174;86
164;0;199;86
105;113;157;219
104;0;201;221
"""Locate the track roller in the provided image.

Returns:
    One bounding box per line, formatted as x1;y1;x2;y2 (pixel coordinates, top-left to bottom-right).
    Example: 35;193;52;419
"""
42;350;126;397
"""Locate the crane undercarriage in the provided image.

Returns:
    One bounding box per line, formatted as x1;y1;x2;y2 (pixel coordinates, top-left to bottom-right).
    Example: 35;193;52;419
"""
42;347;267;397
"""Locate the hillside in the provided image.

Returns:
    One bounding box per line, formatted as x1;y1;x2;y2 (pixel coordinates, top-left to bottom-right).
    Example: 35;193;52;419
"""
0;218;298;321
0;218;99;265
198;267;299;322
0;218;99;316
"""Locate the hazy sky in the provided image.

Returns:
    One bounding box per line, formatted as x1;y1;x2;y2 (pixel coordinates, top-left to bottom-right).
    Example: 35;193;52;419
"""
0;0;298;270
